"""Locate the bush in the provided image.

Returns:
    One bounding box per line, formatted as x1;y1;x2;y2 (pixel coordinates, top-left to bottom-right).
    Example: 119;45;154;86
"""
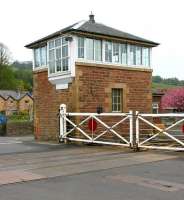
8;111;30;122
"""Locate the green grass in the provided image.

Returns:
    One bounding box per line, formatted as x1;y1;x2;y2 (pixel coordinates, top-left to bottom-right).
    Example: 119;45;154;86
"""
152;82;182;89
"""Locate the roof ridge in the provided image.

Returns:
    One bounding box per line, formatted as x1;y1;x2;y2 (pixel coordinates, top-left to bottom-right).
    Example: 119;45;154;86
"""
71;20;86;29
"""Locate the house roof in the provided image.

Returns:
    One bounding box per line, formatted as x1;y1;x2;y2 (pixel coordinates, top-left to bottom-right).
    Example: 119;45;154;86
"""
0;90;33;101
152;89;166;97
25;15;159;48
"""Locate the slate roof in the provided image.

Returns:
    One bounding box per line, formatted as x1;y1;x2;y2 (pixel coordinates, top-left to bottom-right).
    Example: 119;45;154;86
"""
25;16;159;48
0;90;33;100
152;89;166;97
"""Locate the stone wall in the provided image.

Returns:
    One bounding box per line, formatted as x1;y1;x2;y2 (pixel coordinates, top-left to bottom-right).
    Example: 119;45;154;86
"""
6;121;33;136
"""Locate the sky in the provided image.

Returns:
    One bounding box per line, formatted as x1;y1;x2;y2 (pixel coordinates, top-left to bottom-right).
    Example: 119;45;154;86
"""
0;0;184;79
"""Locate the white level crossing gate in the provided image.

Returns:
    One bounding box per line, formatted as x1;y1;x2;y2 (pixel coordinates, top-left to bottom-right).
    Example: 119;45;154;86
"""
136;112;184;151
60;104;133;147
59;104;184;151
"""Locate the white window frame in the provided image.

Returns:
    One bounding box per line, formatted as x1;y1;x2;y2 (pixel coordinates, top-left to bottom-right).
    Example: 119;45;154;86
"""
104;41;112;63
112;88;122;112
152;103;159;114
76;36;151;68
112;43;120;63
47;36;70;76
33;46;47;69
78;37;85;59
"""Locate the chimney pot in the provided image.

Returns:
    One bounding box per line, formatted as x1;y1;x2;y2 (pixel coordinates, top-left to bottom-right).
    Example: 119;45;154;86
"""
89;12;95;23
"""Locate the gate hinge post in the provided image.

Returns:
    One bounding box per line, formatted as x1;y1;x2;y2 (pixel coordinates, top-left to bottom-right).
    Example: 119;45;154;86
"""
133;111;140;151
129;110;133;148
59;104;66;142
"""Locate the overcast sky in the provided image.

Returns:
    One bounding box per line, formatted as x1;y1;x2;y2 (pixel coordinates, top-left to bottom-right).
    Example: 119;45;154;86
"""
0;0;184;79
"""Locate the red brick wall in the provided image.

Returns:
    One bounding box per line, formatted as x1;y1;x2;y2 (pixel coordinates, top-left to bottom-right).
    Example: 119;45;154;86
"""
76;63;152;113
33;69;77;141
33;64;152;141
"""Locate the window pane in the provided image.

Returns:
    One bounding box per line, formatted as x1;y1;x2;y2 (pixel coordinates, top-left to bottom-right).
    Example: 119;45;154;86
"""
128;45;136;65
136;46;142;65
62;58;68;71
121;44;127;65
112;88;122;112
94;40;102;61
113;43;120;63
56;48;61;72
49;49;55;61
56;48;61;59
86;38;94;60
62;45;68;58
49;41;54;49
49;61;55;74
142;47;150;66
55;38;61;47
56;60;61;72
78;37;84;58
34;48;40;67
49;49;55;74
105;42;112;62
40;47;47;66
62;37;68;45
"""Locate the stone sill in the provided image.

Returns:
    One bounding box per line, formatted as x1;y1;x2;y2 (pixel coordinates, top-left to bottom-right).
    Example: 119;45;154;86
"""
75;61;153;73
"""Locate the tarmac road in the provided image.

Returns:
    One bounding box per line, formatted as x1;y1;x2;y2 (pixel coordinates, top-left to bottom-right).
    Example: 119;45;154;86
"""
0;136;184;200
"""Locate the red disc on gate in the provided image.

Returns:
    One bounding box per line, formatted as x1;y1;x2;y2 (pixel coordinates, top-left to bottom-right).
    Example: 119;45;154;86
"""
88;118;97;132
182;124;184;133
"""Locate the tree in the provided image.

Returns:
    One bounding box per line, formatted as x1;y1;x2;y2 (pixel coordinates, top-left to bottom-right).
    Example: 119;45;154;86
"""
0;42;11;65
152;76;162;83
0;65;17;90
161;88;184;111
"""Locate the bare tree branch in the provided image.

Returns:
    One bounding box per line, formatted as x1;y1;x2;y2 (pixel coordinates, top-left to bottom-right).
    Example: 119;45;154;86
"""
0;42;11;65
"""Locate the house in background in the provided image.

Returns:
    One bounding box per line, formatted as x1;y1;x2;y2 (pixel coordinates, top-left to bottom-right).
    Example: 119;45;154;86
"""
152;89;165;113
26;14;159;141
0;90;33;116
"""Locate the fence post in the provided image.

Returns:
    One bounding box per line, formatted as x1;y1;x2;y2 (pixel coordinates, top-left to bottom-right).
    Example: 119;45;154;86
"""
59;104;66;142
135;111;139;150
129;110;133;148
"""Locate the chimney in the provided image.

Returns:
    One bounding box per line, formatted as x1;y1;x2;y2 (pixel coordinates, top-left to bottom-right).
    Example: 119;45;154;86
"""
89;12;95;23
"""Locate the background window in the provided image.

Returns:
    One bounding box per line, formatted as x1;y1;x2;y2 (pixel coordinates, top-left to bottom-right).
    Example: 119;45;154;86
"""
152;103;159;114
112;88;122;112
105;42;112;62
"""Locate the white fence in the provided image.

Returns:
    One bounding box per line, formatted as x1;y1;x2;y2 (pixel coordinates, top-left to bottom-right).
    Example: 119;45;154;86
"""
59;104;184;151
